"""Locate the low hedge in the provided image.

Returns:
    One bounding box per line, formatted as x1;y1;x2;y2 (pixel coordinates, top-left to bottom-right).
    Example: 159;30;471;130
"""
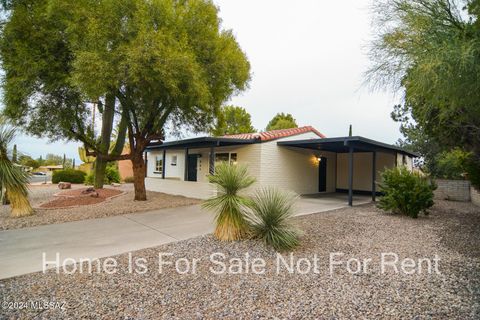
52;169;87;184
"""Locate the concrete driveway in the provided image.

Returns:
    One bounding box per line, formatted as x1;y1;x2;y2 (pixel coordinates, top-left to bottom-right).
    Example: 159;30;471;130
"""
0;194;370;279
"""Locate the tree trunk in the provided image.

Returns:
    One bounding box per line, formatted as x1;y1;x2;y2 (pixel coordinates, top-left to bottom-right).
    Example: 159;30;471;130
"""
94;157;107;188
131;153;147;201
94;92;116;188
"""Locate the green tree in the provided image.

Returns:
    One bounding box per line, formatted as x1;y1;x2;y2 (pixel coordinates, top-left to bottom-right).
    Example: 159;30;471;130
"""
18;155;40;169
44;154;63;166
62;0;250;200
0;0;127;189
211;105;255;136
265;113;298;131
436;148;471;180
0;0;250;200
367;0;480;186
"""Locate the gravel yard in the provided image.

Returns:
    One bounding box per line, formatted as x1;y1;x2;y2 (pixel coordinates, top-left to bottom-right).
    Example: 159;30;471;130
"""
0;184;201;230
1;200;479;319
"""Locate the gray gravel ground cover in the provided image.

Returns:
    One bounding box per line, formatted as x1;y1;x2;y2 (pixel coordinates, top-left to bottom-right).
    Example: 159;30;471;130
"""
1;200;479;319
0;184;200;230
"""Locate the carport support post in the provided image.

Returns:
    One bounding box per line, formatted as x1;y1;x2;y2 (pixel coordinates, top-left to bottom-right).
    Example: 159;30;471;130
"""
209;147;215;175
162;149;166;179
372;151;376;202
348;145;354;206
184;148;189;181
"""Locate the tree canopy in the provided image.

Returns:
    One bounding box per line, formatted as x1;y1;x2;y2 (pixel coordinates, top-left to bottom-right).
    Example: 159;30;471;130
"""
211;105;255;136
367;0;480;186
265;113;298;131
0;0;251;199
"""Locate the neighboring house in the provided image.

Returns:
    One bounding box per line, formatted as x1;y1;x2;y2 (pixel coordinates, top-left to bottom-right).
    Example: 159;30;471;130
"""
118;146;134;180
38;165;63;174
145;126;416;205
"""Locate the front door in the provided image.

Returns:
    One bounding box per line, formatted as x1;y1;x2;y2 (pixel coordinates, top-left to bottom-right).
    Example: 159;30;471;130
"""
318;157;327;192
187;155;198;181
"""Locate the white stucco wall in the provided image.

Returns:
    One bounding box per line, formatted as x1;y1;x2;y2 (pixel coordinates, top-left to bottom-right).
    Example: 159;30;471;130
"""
147;150;186;180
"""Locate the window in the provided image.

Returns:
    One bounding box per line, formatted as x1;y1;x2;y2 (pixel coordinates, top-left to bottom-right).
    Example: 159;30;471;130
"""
155;156;163;173
171;155;177;166
215;152;238;166
230;153;237;165
215;153;229;164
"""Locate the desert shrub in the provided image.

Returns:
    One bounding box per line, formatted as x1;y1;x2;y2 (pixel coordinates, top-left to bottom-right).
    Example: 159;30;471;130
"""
202;162;255;241
105;165;120;184
435;149;469;180
123;176;135;183
0;123;33;217
248;187;301;251
377;166;436;218
52;169;86;184
84;173;94;185
464;155;480;190
84;166;121;185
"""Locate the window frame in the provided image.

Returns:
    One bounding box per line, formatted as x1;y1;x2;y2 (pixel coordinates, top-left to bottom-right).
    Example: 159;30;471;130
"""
214;152;238;166
155;156;163;173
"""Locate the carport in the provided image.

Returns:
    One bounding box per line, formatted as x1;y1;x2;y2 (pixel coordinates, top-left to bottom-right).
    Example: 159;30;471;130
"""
277;136;418;206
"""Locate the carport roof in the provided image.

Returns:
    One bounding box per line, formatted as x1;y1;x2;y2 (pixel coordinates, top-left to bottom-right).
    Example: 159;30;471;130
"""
277;136;419;157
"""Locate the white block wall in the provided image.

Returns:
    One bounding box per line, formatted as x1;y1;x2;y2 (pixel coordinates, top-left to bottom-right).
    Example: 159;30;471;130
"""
256;132;331;195
471;187;480;207
434;179;471;202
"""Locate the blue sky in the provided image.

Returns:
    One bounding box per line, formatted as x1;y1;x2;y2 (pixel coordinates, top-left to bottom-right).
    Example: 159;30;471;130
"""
9;0;401;163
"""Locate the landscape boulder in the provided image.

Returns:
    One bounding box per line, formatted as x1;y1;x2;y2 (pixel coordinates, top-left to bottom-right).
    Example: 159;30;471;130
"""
82;187;96;194
58;182;71;189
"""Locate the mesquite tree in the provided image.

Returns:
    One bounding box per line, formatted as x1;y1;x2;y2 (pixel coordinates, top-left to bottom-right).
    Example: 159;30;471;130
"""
366;0;480;184
0;0;126;189
0;0;250;200
63;0;251;200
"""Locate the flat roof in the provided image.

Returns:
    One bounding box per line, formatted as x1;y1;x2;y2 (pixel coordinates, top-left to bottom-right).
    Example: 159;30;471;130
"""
277;136;419;157
146;137;258;150
146;135;418;157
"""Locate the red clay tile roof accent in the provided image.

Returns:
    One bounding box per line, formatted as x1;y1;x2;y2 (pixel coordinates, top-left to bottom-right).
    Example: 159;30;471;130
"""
222;126;326;141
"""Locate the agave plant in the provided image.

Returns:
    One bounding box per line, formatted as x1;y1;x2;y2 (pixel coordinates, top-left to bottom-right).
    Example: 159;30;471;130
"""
203;162;255;241
0;120;33;217
248;187;301;251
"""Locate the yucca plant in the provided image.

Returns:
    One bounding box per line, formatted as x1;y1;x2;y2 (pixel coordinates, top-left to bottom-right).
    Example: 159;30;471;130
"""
203;162;255;241
248;187;301;251
0;120;33;217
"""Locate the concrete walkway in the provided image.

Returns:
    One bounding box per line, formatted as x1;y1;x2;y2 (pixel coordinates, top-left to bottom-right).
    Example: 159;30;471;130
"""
0;195;370;279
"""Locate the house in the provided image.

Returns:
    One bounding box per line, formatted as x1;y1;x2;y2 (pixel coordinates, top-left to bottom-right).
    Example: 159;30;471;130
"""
38;165;63;174
145;126;416;205
118;146;134;181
